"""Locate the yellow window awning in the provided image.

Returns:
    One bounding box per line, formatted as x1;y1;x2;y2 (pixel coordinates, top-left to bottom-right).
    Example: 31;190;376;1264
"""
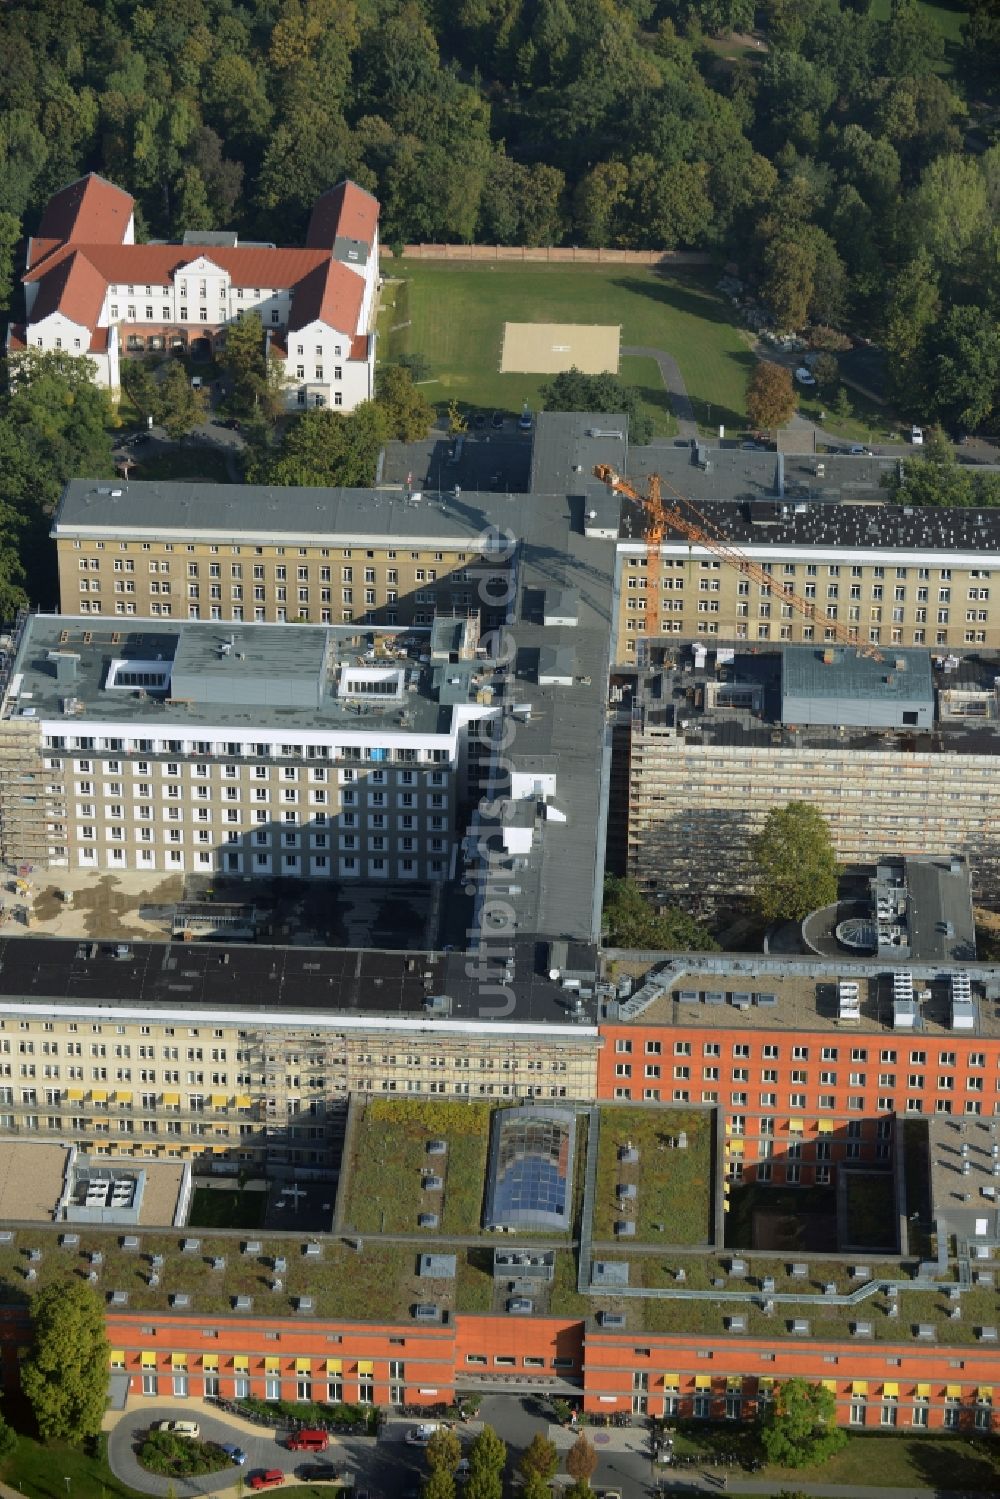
233;1356;250;1372
822;1380;837;1393
358;1360;375;1376
141;1351;157;1369
264;1356;281;1373
661;1374;679;1388
916;1384;931;1399
977;1387;992;1403
116;1090;133;1104
91;1089;108;1103
295;1358;311;1374
171;1353;187;1369
162;1092;180;1107
851;1381;868;1396
726;1376;742;1389
882;1383;898;1398
787;1118;804;1133
203;1355;219;1372
946;1385;961;1399
326;1359;342;1376
109;1349;126;1366
236;1095;252;1110
817;1119;834;1133
210;1093;228;1109
694;1375;711;1390
728;1138;744;1155
66;1088;83;1101
758;1377;775;1390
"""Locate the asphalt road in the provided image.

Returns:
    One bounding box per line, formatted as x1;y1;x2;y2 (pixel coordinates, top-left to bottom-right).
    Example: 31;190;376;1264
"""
107;1407;383;1497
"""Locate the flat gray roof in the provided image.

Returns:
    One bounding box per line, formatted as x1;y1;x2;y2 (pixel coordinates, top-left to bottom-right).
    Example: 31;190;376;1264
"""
6;619;455;735
781;645;934;706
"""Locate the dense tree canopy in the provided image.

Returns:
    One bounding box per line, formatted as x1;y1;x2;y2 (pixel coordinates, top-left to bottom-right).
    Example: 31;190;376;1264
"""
760;1378;847;1468
603;876;719;951
750;802;839;924
21;1280;109;1445
539;368;653;444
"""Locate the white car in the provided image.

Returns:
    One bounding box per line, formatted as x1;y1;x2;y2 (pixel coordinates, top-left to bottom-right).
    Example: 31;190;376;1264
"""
190;375;203;389
153;1419;200;1439
794;367;817;386
910;425;924;445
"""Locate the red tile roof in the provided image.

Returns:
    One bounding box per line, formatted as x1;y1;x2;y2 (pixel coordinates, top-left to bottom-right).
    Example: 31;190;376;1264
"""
30;250;108;332
25;236;64;272
350;334;370;362
306;180;379;250
6;324;27;352
287;260;365;335
24;243;333;290
37;174;135;248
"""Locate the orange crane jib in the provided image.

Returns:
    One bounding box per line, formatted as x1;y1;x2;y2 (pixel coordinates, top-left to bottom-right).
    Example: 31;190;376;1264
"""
594;464;883;662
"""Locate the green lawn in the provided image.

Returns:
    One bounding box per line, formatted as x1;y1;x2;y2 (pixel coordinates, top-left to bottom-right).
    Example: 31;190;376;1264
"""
1;1432;149;1499
341;1097;492;1235
592;1106;714;1245
797;387;902;446
188;1185;267;1230
672;1427;1000;1491
380;261;752;432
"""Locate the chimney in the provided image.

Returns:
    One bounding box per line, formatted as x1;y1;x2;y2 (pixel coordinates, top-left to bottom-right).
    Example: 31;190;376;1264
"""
776;452;785;498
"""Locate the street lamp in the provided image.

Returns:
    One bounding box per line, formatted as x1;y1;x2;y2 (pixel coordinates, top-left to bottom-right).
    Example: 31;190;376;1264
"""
64;1480;71;1497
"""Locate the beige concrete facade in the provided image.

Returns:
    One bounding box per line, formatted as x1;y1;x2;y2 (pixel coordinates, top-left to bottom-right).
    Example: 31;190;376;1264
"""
616;547;999;662
0;1007;596;1170
58;535;487;628
627;728;1000;902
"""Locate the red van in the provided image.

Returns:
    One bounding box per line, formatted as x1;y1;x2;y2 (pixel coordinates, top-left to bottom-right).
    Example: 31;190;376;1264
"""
286;1429;329;1452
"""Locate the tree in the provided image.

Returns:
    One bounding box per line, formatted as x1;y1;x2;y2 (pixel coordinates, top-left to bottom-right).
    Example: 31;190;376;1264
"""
426;1427;462;1475
423;1469;456;1499
520;1474;551;1499
21;1280;109;1444
811;353;839;391
0;211;20;315
219;313;272;418
751;803;839;925
603;876;717;951
760;1378;847;1469
539;368;652;444
746;362;795;431
519;1434;558;1486
909;155;989;274
762;237;815;332
154;362;209;439
465;1425;506;1499
376;363;434;441
566;1435;598;1486
928;305;1000;433
250;404;388;488
566;1483;593;1499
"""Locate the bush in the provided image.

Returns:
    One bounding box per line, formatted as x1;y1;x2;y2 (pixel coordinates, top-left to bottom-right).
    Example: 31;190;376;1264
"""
139;1430;230;1478
233;1397;378;1432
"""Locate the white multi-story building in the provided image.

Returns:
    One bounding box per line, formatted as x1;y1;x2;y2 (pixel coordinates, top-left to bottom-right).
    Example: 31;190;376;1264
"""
9;173;378;412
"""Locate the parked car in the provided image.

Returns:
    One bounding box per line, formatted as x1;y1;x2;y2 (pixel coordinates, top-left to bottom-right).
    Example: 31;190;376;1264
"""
286;1428;329;1452
518;406;533;431
490;410;504;429
848;444;872;456
190;375;203;389
507;1296;534;1314
406;1424;442;1446
219;1443;248;1465
794;366;817;386
296;1462;345;1482
910;425;924;445
249;1471;285;1491
153;1420;200;1439
472;411;487;430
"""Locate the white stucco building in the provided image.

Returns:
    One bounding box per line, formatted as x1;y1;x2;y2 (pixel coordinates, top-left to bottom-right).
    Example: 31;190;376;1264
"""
9;174;379;412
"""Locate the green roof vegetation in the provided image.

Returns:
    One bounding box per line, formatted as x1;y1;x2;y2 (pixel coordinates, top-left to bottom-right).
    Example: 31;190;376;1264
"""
341;1097;492;1236
592;1106;714;1245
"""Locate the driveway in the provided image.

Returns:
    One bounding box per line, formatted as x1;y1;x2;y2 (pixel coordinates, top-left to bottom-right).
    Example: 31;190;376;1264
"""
106;1403;373;1497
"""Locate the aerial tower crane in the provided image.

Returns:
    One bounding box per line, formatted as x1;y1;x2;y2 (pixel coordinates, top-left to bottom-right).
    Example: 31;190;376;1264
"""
595;464;884;661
